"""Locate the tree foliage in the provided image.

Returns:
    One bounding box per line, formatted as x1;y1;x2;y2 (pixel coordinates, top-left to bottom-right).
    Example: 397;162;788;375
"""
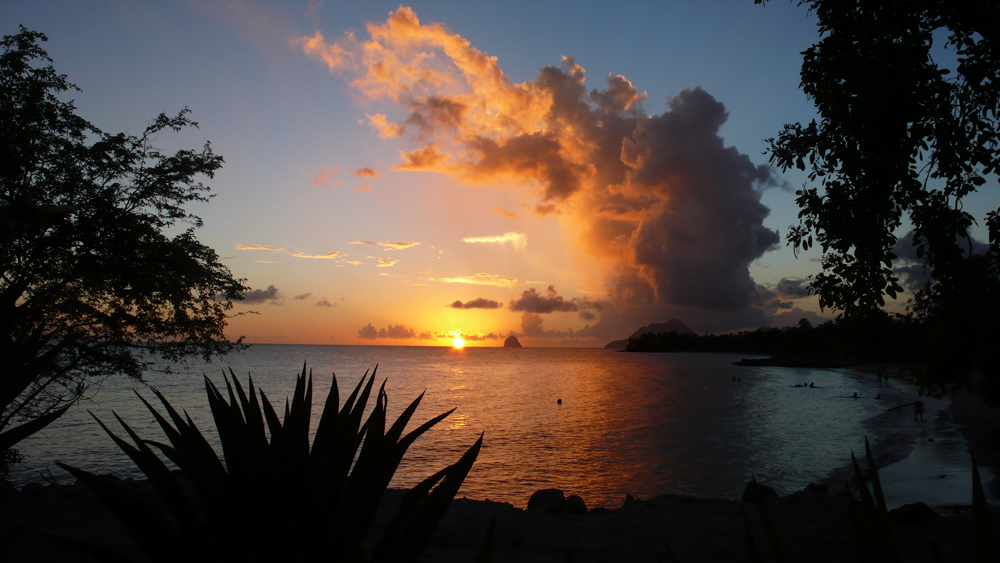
0;27;249;460
761;0;1000;316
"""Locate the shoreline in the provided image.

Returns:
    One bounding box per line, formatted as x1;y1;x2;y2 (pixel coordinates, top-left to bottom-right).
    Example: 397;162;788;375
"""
2;475;997;562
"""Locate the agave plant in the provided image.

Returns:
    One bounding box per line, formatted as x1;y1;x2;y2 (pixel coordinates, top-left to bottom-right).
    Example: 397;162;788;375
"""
57;363;482;562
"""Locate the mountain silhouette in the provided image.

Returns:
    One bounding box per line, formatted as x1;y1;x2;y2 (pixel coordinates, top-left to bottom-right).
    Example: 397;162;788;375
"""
604;319;694;349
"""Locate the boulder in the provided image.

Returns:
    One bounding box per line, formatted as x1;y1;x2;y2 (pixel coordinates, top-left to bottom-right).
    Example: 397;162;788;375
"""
527;488;565;513
565;495;588;515
742;479;778;503
889;502;940;524
801;483;828;495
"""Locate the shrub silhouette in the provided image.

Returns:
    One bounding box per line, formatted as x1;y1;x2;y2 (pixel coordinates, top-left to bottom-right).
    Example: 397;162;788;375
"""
58;363;482;562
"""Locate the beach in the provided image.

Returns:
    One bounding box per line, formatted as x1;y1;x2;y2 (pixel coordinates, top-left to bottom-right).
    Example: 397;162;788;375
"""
2;385;997;563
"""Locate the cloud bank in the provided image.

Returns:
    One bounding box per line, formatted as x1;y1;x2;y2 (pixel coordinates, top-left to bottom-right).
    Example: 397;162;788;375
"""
300;7;784;333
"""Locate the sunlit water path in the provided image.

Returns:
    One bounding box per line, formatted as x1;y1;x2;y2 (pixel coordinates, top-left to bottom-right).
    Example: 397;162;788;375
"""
11;345;975;508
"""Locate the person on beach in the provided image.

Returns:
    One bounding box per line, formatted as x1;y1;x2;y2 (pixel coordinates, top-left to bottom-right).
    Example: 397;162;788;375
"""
877;365;887;384
915;401;926;421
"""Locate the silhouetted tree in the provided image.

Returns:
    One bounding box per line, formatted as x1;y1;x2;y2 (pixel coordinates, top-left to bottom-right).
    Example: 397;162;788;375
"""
760;0;1000;315
0;27;249;475
759;0;1000;400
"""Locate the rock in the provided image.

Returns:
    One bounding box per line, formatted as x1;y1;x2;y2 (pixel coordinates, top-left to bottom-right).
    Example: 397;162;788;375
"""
565;495;588;515
622;494;638;509
742;479;777;503
889;502;940;524
504;335;523;348
527;488;565;513
21;482;46;495
802;483;828;495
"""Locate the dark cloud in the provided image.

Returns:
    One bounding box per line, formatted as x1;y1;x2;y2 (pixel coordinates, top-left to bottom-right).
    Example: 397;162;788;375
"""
520;312;544;336
357;323;419;339
316;299;336;307
450;298;503;309
775;278;812;299
463;332;501;341
892;230;990;291
241;285;281;304
509;286;605;318
358;323;378;339
294;293;312;300
509;285;578;313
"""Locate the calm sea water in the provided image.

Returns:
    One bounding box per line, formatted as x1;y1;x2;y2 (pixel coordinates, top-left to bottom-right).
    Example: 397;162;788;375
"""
11;345;941;508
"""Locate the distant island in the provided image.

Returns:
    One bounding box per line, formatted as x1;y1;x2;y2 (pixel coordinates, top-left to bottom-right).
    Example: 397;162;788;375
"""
604;319;694;349
504;335;522;348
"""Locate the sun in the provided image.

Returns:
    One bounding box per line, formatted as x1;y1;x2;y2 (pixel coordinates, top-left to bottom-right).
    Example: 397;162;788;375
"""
452;334;465;349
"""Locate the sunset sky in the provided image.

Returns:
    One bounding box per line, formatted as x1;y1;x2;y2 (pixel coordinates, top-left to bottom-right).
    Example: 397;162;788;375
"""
7;1;996;346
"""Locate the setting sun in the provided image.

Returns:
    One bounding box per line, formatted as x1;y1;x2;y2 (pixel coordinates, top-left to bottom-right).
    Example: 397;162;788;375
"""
452;335;465;348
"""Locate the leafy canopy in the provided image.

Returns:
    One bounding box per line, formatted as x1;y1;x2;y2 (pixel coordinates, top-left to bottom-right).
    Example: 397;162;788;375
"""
0;27;249;454
761;0;1000;316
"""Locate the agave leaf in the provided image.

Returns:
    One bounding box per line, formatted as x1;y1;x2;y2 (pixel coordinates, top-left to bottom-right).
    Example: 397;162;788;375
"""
851;451;878;516
384;391;425;446
0;403;71;452
374;434;483;563
864;438;887;514
755;493;788;563
844;481;872;563
56;463;186;563
229;370;267;451
91;411;203;534
971;453;998;563
475;514;497;563
310;372;342;457
259;389;283;446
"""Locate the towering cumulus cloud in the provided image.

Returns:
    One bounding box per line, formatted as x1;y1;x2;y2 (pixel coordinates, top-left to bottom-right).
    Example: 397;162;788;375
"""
298;7;780;329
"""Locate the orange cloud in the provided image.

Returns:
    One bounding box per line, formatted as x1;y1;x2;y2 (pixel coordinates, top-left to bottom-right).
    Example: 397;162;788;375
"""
492;206;518;220
300;7;785;333
351;240;420;249
463;232;527;250
433;273;517;287
352;166;380;178
290;251;348;260
237;244;285;251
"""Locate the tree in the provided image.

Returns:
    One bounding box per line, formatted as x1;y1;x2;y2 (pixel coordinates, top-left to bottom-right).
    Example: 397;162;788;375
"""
761;0;1000;316
761;0;1000;401
0;27;249;473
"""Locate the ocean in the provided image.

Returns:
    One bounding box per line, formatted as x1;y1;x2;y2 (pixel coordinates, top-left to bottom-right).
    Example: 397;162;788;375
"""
8;344;970;509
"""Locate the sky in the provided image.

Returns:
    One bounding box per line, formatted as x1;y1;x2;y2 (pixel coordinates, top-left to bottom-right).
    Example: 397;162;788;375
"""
6;1;995;347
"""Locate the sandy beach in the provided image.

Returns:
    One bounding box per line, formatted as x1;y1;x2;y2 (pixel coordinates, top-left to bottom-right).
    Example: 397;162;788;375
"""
1;383;997;562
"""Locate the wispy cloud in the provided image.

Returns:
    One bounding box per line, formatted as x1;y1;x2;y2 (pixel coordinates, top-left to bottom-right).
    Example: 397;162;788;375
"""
351;240;420;250
463;232;527;250
492;206;518;220
434;273;517;287
237;244;285;252
294;293;312;300
312;165;341;187
289;251;347;260
239;244;348;262
374;257;399;267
